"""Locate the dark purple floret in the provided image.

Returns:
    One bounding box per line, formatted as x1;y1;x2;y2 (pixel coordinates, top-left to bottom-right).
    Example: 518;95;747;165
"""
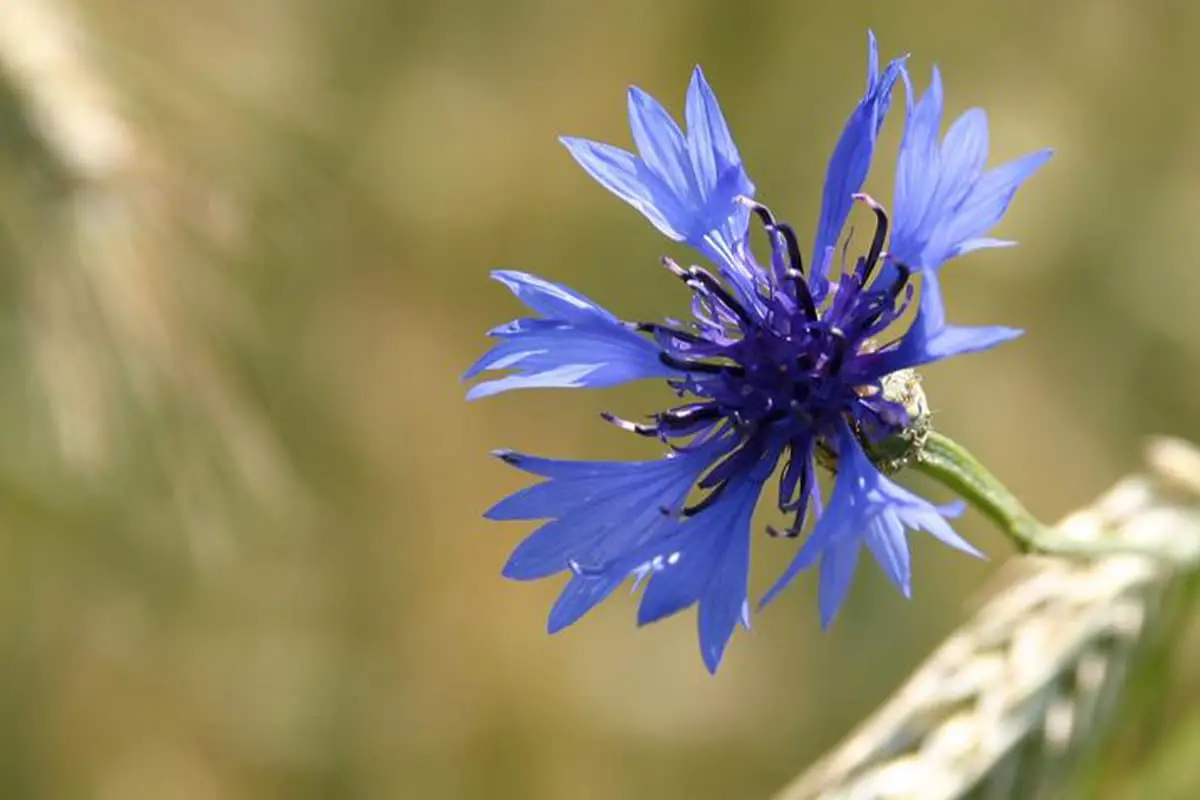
607;195;913;535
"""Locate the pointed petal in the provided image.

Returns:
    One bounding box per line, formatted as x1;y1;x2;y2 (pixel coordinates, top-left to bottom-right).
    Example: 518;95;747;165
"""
560;136;688;241
502;517;607;580
685;66;741;198
897;501;985;559
547;573;625;632
635;456;765;628
696;487;756;673
465;322;676;399
866;30;879;88
955;236;1016;255
893;67;944;256
758;530;820;609
489;271;617;324
617;441;778;671
811;49;904;269
891;66;1050;271
938;109;990;207
465;273;679;399
817;538;860;629
759;475;846;609
636;544;703;626
496;446;723;581
857;270;1021;376
486;450;623;479
627;86;694;201
935;149;1053;261
863;515;912;597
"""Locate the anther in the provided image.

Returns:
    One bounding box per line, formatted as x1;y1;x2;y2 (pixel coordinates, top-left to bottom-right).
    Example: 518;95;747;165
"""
765;524;802;539
659;404;722;429
600;411;659;437
660;256;688;278
736;195;778;227
491;449;521;465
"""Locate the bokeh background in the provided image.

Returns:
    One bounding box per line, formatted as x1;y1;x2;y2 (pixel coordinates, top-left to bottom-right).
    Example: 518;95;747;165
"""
0;0;1198;797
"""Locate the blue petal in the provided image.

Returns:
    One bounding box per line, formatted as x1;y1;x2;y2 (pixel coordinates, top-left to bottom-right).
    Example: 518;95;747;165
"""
628;439;780;672
495;445;725;581
856;270;1022;376
486;450;622;479
862;515;912;598
893;67;944;245
465;327;675;399
759;486;827;610
895;501;981;559
560;136;689;241
762;425;979;626
628;87;694;202
684;67;742;199
561;73;758;300
635;468;768;672
811;35;905;279
817;538;859;630
926;150;1053;263
489;270;618;324
548;572;626;633
866;30;880;87
891;67;1052;271
465;271;678;398
486;461;664;521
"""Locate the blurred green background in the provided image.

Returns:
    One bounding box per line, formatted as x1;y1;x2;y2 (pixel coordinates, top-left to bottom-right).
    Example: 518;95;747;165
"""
0;0;1198;797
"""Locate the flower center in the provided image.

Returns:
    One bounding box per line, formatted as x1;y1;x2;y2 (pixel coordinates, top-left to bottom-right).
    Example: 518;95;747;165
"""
605;197;917;526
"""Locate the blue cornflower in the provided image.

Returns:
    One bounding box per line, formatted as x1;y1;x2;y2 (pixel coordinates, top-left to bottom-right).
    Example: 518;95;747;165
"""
466;35;1049;672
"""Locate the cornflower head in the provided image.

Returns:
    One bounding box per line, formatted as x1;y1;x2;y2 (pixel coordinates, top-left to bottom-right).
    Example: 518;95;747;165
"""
465;33;1051;673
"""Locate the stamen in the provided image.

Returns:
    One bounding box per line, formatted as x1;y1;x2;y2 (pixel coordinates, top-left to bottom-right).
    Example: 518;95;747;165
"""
658;404;722;430
682;484;728;517
737;198;807;275
882;261;912;301
658;352;738;375
634;322;707;346
664;256;754;327
851;193;889;287
826;326;850;375
660;256;688;278
683;266;755;327
765;524;803;539
738;197;818;321
850;262;914;340
600;411;659;437
737;196;779;228
773;222;804;277
784;264;818;322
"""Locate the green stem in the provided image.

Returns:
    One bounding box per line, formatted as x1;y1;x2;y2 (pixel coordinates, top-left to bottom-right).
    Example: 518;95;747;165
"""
915;432;1200;561
913;431;1047;553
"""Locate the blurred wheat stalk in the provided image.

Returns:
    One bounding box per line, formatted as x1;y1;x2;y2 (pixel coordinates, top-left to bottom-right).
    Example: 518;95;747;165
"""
0;0;296;561
775;437;1200;800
